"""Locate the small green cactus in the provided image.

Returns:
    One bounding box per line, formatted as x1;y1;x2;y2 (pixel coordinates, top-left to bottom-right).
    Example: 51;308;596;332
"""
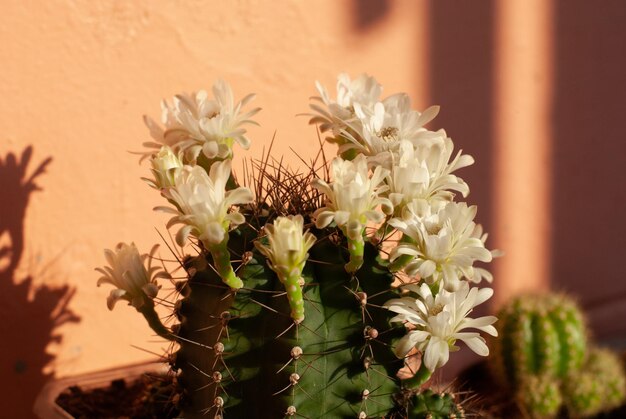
491;293;626;418
516;374;562;418
492;293;587;389
97;74;499;418
407;389;467;419
563;347;626;417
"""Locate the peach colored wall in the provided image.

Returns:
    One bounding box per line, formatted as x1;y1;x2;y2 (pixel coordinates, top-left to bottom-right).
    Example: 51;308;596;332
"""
1;1;625;417
1;2;431;416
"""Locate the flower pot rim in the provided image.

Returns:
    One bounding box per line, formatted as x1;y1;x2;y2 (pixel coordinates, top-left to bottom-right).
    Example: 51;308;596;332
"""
33;359;167;419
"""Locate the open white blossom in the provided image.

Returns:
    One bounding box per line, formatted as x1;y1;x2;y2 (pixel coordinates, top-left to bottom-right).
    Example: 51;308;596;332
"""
142;80;260;162
143;146;184;190
389;201;494;290
387;139;473;213
159;161;254;247
339;94;443;166
312;154;392;239
96;243;169;310
308;73;382;136
255;215;316;277
385;281;497;372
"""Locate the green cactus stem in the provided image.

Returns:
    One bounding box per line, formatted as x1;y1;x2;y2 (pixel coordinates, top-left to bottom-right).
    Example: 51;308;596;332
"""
137;300;175;341
402;362;433;390
171;225;405;418
206;235;244;289
279;270;305;324
170;254;235;418
345;231;365;273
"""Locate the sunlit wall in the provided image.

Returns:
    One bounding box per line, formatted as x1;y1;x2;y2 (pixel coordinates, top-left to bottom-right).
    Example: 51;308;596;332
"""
1;1;625;416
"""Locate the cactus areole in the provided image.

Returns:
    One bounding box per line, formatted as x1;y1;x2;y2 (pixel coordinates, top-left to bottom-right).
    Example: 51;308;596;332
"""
96;75;499;418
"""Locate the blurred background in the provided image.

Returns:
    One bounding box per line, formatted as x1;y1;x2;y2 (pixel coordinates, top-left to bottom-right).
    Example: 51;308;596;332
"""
1;1;625;416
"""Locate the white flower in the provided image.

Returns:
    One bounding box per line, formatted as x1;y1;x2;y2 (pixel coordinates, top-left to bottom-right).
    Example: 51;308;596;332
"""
255;215;317;323
467;223;501;284
339;94;443;166
387;139;473;212
312;154;392;239
389;201;493;290
255;215;316;277
96;243;169;310
159;160;254;247
142;80;260;162
385;281;497;372
308;73;382;136
143;146;184;190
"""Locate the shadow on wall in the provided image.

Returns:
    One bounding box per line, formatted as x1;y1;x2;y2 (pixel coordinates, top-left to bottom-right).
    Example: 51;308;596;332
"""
552;1;626;343
426;0;495;380
351;0;391;31
0;147;80;418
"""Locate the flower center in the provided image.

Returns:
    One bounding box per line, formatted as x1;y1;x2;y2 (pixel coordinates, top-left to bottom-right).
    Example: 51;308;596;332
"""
377;126;398;141
429;303;445;316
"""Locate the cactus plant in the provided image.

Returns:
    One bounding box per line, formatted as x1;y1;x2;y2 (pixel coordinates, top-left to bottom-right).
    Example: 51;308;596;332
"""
563;347;626;417
492;293;587;389
406;389;467;419
491;293;626;418
96;74;499;418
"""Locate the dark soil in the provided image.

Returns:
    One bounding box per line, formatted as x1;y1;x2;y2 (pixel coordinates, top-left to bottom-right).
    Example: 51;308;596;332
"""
56;373;180;419
55;363;626;418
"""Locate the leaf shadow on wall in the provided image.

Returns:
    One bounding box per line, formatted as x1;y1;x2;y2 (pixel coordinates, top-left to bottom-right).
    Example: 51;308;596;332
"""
351;0;391;31
0;147;80;418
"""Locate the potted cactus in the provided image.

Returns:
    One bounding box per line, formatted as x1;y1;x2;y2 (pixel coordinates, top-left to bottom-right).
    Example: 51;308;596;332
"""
471;293;626;418
79;74;499;418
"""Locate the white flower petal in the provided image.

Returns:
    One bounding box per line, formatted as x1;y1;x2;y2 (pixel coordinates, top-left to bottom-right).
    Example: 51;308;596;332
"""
418;260;437;278
314;210;335;229
97;242;167;311
424;338;449;371
393;331;424;358
204;221;225;245
176;225;194;246
458;335;489;357
107;289;128;310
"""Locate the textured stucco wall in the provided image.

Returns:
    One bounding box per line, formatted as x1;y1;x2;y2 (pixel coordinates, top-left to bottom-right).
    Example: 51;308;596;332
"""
2;1;625;417
0;1;430;416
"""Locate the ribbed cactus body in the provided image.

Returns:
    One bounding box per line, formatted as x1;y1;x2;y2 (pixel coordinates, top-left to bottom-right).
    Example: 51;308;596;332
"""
494;294;586;387
408;390;466;419
172;224;406;418
492;293;626;418
516;374;562;418
563;348;626;417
